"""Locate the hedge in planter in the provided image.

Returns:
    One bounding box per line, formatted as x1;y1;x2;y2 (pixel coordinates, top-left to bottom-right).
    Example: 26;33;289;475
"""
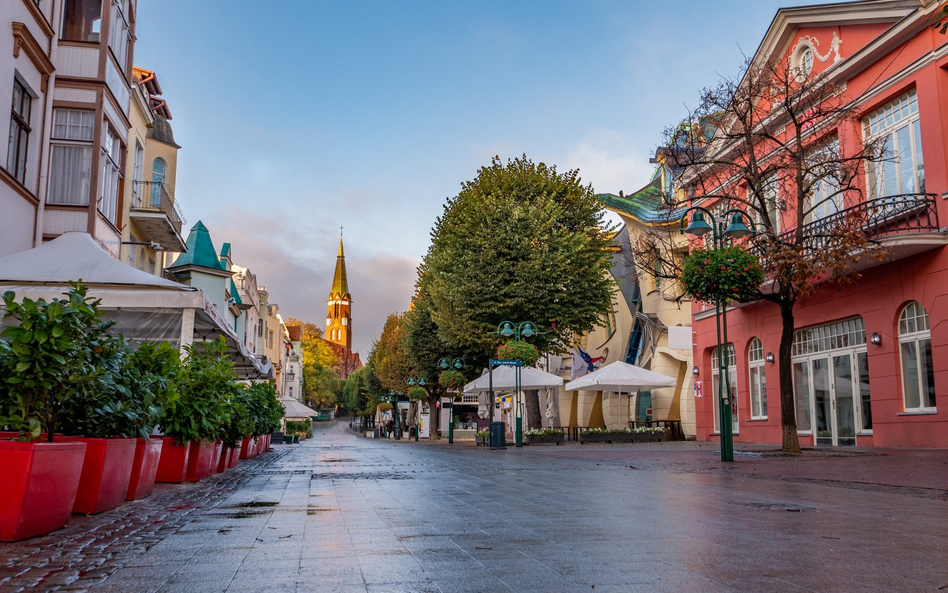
524;428;565;445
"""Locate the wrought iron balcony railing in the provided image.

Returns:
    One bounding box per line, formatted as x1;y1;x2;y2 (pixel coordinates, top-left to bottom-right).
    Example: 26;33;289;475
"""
753;193;940;256
131;181;183;236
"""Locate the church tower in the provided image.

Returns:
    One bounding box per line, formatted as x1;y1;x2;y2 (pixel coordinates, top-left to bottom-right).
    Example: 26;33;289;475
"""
326;233;351;353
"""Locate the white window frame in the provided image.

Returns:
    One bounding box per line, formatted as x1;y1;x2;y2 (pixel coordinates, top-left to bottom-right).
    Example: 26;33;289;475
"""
748;338;767;420
131;139;144;206
48;108;95;206
898;301;935;412
98;125;122;224
711;343;739;434
108;0;131;72
864;89;924;200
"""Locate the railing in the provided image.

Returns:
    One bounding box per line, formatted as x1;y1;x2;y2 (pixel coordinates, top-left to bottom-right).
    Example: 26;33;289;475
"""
132;181;182;236
752;193;939;256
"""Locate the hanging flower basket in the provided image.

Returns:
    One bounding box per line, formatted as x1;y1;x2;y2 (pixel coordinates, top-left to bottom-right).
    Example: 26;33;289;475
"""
377;402;392;412
496;340;540;366
438;370;466;391
681;247;764;304
407;386;427;401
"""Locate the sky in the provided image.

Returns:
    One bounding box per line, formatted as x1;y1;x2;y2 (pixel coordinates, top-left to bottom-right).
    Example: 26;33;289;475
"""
134;0;824;356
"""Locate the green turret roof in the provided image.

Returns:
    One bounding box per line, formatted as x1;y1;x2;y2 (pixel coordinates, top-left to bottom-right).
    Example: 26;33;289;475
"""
330;235;349;298
168;221;225;270
597;173;686;225
229;279;242;305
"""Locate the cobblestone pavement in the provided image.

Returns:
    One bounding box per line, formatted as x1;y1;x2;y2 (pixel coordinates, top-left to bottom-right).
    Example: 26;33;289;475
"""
2;423;946;593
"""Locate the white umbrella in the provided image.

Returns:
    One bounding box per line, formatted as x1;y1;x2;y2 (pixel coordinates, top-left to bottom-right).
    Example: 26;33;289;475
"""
280;396;318;419
463;366;563;394
564;360;676;392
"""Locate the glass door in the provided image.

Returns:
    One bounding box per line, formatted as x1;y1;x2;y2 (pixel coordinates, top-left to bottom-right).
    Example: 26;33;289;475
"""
813;357;832;446
832;353;856;446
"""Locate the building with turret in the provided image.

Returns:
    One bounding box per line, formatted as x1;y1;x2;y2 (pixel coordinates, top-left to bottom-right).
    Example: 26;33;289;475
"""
323;233;361;378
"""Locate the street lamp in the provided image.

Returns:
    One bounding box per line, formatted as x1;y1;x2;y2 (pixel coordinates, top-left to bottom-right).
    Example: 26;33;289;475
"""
438;357;465;444
494;321;537;448
381;390;402;440
679;206;755;463
407;377;426;441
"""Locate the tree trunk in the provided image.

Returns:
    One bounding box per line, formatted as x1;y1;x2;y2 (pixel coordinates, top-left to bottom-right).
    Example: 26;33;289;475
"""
778;302;801;454
427;393;441;440
525;389;542;430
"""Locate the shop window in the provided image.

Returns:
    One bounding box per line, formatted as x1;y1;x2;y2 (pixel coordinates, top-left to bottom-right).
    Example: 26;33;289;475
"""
898;302;935;411
748;338;767;419
711;343;739;434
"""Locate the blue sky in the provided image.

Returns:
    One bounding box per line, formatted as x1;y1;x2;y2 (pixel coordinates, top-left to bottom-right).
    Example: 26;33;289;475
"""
134;0;821;355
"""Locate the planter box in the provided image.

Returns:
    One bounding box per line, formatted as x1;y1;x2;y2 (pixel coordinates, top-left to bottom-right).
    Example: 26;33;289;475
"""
58;437;136;515
155;437;190;483
239;436;253;460
632;432;666;443
208;441;224;475
579;432;629;444
525;434;565;445
475;436;489;447
186;441;216;482
228;445;240;468
126;438;164;501
0;440;86;541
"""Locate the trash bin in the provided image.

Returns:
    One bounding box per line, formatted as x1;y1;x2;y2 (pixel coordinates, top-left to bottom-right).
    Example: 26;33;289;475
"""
490;421;506;449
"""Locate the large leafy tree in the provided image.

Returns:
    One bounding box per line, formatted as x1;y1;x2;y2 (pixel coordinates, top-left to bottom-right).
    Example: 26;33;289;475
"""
421;155;616;426
287;319;342;409
370;312;411;392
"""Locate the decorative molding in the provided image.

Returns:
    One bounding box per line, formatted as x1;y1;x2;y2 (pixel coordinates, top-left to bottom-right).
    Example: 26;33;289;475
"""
12;22;54;92
20;0;54;40
790;32;843;66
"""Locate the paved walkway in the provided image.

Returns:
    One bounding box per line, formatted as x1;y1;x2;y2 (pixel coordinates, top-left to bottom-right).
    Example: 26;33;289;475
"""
2;422;946;592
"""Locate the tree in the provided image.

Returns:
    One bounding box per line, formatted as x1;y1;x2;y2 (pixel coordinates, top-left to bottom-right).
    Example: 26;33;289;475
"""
288;319;342;409
658;56;885;453
421;155;617;426
370;312;411;392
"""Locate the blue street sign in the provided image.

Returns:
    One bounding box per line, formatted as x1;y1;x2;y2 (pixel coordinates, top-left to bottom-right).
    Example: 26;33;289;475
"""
489;359;523;367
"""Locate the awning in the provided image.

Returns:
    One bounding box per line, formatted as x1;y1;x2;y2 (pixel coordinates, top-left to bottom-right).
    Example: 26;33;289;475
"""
280;397;318;419
564;360;676;392
0;233;270;380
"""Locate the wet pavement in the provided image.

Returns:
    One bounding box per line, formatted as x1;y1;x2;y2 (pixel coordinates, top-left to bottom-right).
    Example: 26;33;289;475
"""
2;422;946;593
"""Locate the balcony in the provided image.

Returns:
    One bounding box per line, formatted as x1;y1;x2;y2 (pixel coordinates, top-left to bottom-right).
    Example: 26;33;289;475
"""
128;181;186;252
753;193;944;265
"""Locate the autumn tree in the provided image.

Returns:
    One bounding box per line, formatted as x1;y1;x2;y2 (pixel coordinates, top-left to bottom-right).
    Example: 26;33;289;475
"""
651;56;886;453
420;155;617;427
286;319;342;409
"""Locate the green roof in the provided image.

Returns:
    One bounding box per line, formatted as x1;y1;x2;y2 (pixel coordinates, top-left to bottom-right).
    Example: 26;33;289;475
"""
229;279;242;305
168;221;225;271
330;235;349;298
220;242;231;259
597;175;686;225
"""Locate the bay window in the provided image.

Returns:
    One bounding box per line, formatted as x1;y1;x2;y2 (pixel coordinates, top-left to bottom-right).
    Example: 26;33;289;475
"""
108;0;131;70
48;109;94;206
63;0;102;42
99;126;122;224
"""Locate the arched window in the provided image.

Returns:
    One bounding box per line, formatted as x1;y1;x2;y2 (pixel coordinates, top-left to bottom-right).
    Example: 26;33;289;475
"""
151;157;166;206
899;302;935;411
748;339;767;419
711;343;738;434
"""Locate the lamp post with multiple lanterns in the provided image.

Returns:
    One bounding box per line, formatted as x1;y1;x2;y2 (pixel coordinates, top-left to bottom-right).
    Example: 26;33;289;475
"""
494;321;537;448
407;377;426;441
438;357;465;444
679;206;755;463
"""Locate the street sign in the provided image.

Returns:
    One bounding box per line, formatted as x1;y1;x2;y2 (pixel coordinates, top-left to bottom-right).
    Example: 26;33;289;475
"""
489;359;523;367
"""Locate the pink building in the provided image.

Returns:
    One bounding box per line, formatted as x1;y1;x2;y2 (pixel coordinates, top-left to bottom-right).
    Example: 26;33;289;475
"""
691;0;947;448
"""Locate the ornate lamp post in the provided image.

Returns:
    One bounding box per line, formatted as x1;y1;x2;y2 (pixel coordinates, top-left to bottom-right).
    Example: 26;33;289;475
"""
381;390;402;440
438;357;465;444
407;377;426;441
495;321;537;448
679;206;755;463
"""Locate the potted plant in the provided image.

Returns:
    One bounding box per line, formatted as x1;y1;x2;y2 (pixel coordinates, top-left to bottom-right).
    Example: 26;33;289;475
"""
156;338;232;483
524;428;565;445
475;430;490;446
0;284;92;540
219;383;252;472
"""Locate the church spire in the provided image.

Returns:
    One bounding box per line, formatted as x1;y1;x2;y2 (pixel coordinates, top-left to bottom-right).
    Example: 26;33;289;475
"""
330;231;349;299
327;229;352;353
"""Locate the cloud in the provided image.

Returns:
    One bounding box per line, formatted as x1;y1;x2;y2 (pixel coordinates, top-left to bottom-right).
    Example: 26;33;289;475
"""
564;130;656;196
197;209;419;356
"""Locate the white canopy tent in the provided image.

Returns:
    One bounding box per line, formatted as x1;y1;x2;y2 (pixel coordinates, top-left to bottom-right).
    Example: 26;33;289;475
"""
280;396;318;420
463;366;564;394
564;360;676;392
0;233;270;380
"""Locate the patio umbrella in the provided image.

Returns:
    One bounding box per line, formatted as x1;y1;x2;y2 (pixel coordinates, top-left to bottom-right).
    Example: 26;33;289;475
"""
564;360;676;392
280;396;318;420
463;366;563;394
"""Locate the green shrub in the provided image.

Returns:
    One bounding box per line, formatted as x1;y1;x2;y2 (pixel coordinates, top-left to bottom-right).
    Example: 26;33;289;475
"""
158;338;233;445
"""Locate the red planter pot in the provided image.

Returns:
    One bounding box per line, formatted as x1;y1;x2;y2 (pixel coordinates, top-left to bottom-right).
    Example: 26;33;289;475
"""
217;445;230;473
0;440;86;541
57;437;136;515
209;441;224;474
185;440;215;482
251;437;259;458
239;436;253;460
228;445;240;468
154;437;190;483
126;438;164;501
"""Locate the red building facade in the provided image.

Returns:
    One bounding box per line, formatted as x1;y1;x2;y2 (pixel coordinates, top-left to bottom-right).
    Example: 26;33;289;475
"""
692;0;948;448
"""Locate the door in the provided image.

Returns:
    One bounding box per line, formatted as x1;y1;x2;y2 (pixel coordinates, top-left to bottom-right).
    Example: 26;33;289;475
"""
813;353;857;447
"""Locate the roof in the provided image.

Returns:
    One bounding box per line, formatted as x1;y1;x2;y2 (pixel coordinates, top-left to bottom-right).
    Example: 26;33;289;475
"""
286;325;301;341
330;235;350;298
229;279;242;305
597;175;686;225
0;232;192;290
146;116;179;147
168;221;225;271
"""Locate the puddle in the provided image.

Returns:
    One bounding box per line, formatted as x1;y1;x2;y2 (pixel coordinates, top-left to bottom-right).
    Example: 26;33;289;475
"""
311;472;412;480
306;508;340;515
234;501;278;508
741;502;816;512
